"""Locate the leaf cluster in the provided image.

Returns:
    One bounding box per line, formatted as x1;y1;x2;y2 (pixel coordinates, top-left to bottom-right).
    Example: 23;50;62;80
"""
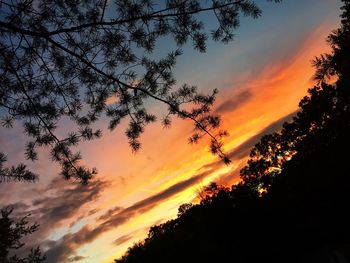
0;0;272;183
0;153;38;183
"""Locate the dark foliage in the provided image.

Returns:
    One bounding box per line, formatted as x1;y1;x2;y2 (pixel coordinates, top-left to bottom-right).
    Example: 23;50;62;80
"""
0;207;45;263
0;0;281;184
0;153;38;183
240;0;350;193
114;1;350;262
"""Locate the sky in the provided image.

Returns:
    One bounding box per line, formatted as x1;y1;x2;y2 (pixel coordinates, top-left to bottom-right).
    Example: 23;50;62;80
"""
0;0;343;262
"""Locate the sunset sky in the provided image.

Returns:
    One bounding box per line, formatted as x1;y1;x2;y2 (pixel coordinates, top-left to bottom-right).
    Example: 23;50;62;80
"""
0;0;343;262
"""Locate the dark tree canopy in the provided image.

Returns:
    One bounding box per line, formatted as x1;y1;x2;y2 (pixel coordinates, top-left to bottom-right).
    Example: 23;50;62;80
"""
0;0;280;184
0;207;45;263
114;1;350;262
240;0;350;193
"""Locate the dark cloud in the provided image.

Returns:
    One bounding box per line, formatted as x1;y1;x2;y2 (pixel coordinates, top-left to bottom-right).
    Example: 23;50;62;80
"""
86;208;100;217
68;255;85;262
119;170;210;214
98;206;123;221
43;237;74;263
30;179;108;241
215;90;252;114
33;179;106;222
4;177;108;263
5;202;31;218
113;233;135;246
69;208;102;228
44;170;213;262
44;225;103;262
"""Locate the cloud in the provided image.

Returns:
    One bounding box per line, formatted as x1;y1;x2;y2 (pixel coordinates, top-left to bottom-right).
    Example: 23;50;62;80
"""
5;177;108;262
98;206;123;221
68;255;86;262
113;233;135;246
0;183;104;262
216;90;253;114
32;179;106;223
44;170;212;262
6;202;31;218
31;179;107;238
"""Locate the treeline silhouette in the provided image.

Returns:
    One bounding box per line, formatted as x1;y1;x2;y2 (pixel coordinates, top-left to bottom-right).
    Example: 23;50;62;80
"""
115;1;350;262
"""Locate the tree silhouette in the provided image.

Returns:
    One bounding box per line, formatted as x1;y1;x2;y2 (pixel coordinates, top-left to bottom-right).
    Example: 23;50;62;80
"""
0;0;282;184
114;1;350;262
0;207;45;263
240;0;350;193
240;82;339;192
240;0;350;195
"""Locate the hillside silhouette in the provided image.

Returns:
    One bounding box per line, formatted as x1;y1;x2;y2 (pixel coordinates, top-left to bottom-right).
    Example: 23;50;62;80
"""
115;1;350;262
